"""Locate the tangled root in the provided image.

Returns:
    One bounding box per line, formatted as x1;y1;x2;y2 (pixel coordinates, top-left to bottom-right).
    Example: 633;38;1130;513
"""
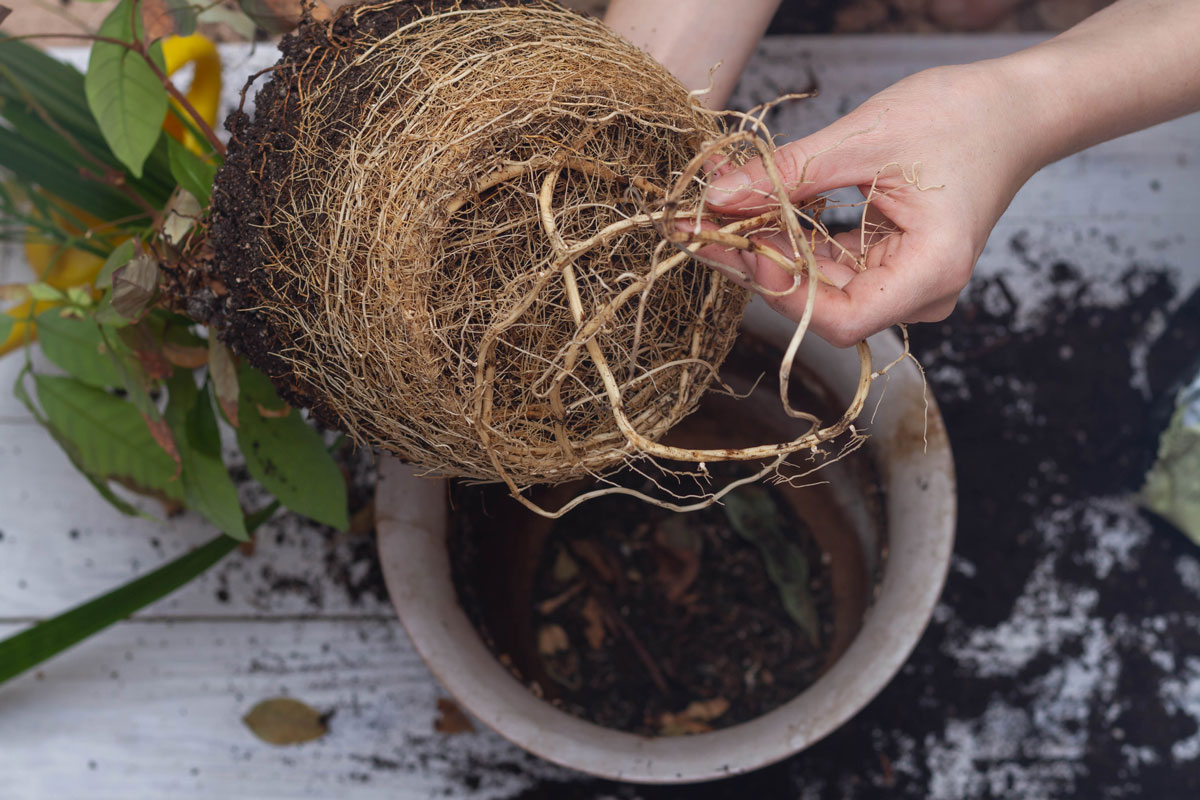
209;0;900;516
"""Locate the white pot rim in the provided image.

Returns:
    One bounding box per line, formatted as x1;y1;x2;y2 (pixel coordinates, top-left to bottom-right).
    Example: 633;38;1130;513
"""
376;299;956;783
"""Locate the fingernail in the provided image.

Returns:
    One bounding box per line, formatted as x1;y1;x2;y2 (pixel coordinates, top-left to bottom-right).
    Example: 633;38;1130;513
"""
706;170;752;206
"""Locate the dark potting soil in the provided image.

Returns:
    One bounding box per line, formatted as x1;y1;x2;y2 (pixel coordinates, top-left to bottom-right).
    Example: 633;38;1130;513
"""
453;476;836;736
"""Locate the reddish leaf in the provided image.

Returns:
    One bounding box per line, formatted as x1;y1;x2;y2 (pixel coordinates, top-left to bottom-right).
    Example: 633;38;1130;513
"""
141;413;181;481
135;348;173;380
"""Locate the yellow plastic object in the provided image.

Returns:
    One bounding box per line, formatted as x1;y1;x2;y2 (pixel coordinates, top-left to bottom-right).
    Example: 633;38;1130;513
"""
161;34;223;155
2;210;111;356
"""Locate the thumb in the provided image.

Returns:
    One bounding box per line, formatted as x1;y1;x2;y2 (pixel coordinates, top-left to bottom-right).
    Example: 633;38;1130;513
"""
705;123;875;212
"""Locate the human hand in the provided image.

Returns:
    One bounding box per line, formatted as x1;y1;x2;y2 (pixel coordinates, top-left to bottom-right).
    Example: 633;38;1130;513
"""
700;63;1044;347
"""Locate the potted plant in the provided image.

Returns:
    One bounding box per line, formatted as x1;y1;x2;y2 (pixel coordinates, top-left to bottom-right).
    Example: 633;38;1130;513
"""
376;300;955;782
1;3;954;782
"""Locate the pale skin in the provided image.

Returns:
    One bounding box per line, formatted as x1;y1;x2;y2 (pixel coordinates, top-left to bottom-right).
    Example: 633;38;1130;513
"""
604;0;1200;347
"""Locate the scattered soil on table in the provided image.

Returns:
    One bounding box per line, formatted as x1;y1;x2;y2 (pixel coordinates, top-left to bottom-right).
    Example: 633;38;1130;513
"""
451;334;884;736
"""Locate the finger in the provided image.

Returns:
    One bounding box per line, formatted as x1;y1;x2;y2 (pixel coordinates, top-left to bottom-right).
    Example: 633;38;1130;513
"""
704;122;880;213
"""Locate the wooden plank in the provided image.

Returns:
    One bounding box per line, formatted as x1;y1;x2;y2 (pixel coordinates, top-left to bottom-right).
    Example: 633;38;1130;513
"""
0;619;574;799
0;422;392;621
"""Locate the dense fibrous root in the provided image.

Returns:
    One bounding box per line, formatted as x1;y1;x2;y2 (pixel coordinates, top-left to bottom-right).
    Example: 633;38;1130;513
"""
207;0;900;517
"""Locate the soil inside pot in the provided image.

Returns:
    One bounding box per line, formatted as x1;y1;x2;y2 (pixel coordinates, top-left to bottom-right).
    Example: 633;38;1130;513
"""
449;333;886;736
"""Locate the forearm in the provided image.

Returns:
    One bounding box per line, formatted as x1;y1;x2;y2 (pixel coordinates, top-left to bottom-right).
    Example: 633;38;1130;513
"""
995;0;1200;169
603;0;781;108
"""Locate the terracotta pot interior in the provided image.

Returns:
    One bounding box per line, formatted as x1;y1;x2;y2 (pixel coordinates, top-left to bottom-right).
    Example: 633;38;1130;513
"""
448;332;888;723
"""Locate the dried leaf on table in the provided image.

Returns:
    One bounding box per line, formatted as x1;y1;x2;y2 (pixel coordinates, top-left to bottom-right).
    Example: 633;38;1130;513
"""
433;697;475;735
347;498;376;537
243;697;329;746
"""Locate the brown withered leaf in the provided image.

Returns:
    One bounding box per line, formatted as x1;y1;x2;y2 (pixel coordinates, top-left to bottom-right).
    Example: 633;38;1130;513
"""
570;539;617;583
551;547;579;583
243;697;329;746
161;340;208;369
535;581;584;616
141;414;181;480
536;623;570;656
657;697;730;737
109;475;184;516
135;348;173;380
433;697;475;735
208;338;239;427
256;402;291;419
581;595;606;649
110;251;159;319
347;498;376;537
653;516;703;603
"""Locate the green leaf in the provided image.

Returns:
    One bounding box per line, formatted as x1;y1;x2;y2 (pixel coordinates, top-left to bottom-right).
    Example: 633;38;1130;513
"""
237;365;349;530
12;364;143;516
0;312;13;344
167;137;217;206
165;371;248;540
85;0;169;178
34;374;183;499
1142;381;1200;545
25;282;65;302
165;0;200;36
237;0;293;34
722;485;820;648
96;239;135;290
196;5;258;40
0;533;239;686
35;309;127;388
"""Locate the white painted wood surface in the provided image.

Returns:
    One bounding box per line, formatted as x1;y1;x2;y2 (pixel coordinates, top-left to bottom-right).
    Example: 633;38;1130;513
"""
1;35;1198;798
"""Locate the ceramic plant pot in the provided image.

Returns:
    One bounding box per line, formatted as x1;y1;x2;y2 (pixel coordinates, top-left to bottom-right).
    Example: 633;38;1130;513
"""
376;297;956;783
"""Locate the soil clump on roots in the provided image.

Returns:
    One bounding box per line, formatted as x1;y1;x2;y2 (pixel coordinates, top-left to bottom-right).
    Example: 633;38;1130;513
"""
206;0;749;491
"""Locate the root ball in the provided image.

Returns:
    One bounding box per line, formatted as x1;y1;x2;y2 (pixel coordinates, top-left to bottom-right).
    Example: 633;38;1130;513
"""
209;0;749;486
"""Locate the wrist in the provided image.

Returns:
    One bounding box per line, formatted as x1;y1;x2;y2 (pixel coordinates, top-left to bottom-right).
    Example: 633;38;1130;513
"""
603;0;781;109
